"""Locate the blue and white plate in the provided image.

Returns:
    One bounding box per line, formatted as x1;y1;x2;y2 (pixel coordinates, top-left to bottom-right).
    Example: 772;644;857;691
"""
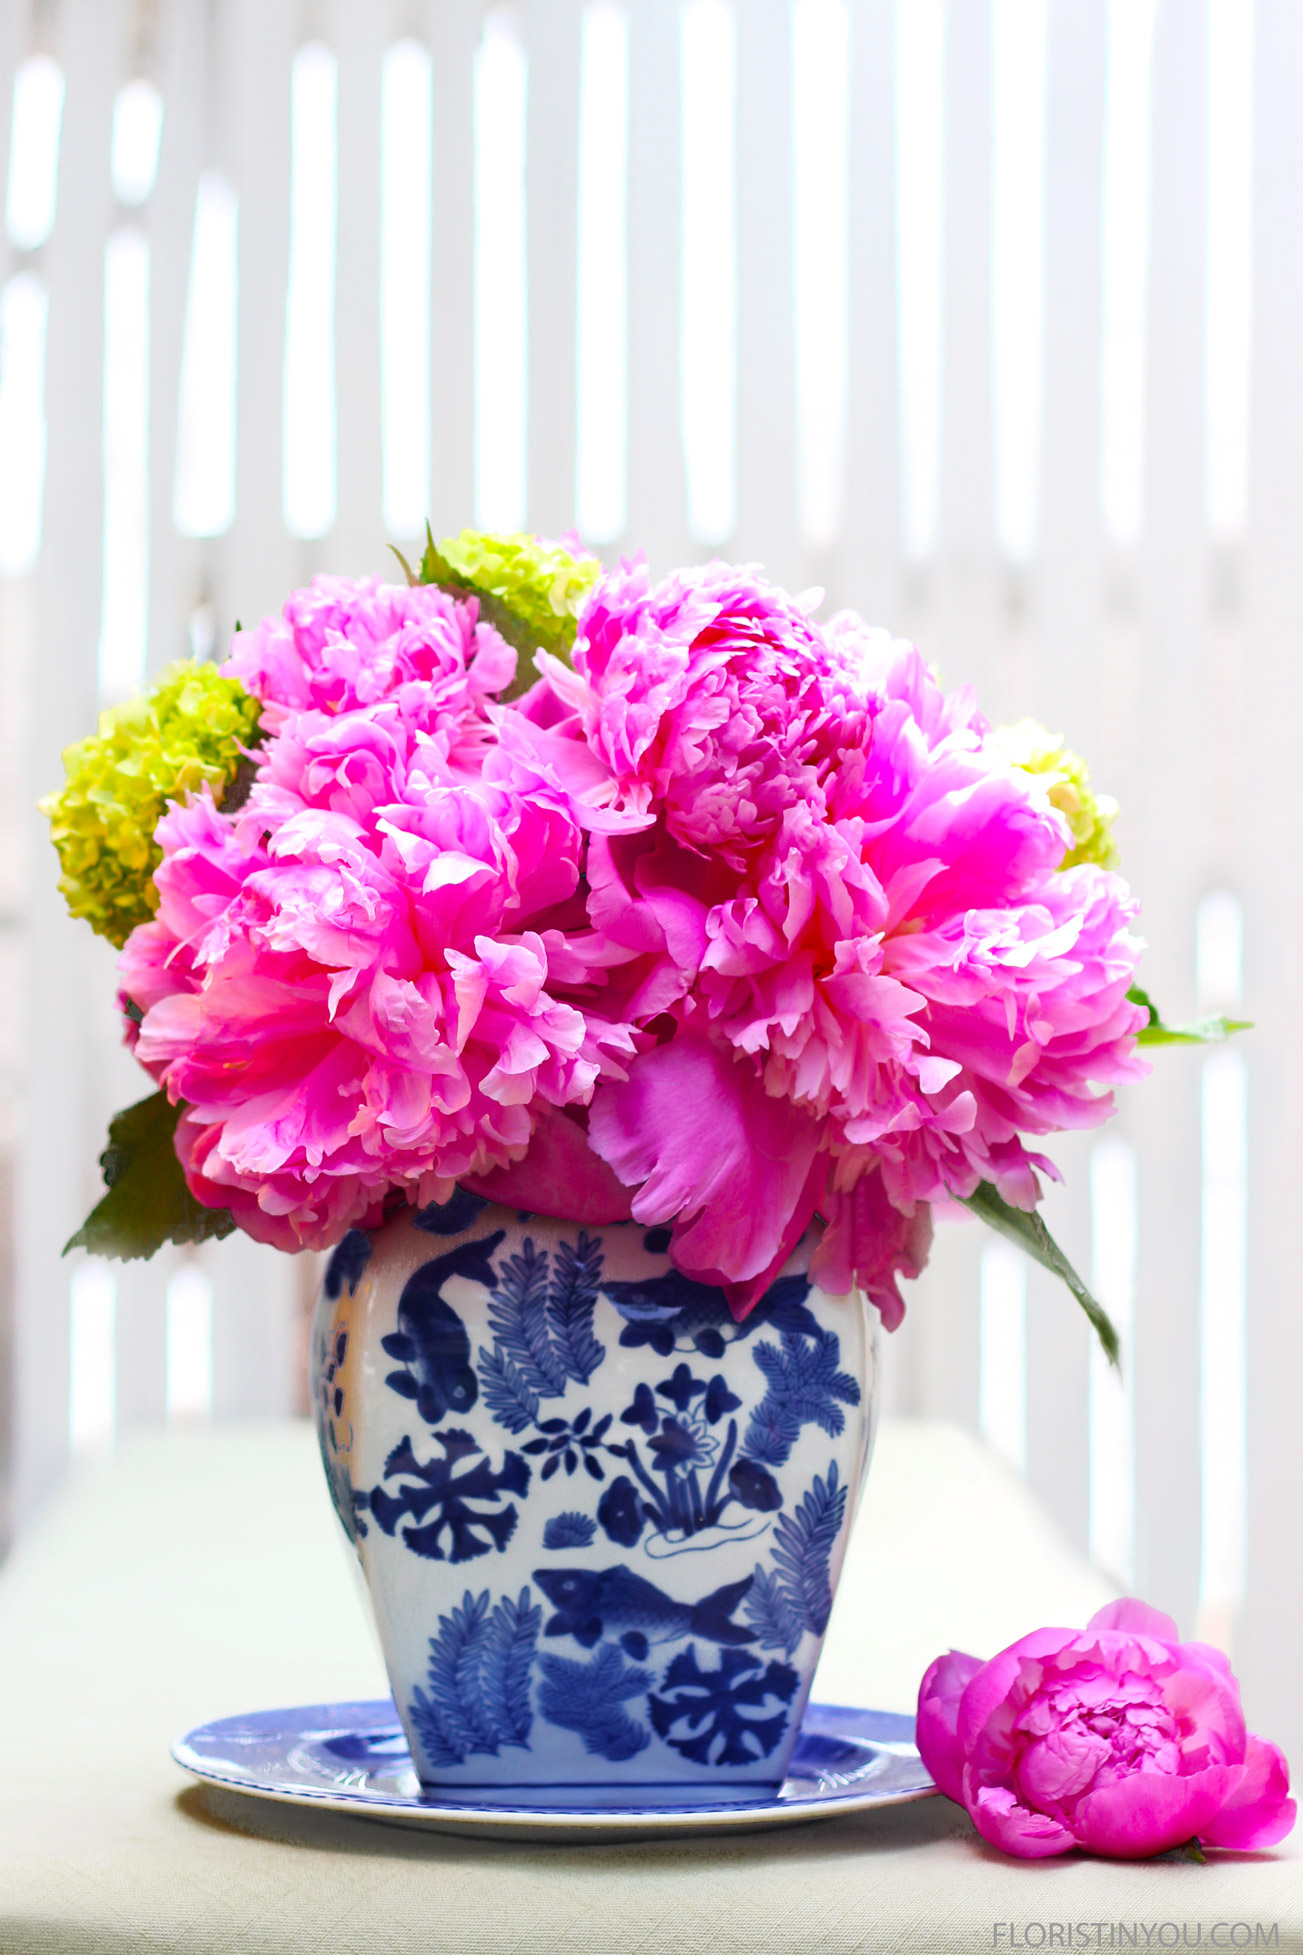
173;1699;936;1842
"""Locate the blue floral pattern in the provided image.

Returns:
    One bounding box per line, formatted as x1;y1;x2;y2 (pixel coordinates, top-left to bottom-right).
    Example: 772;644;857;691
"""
743;1461;847;1654
408;1586;541;1766
478;1233;606;1432
600;1352;781;1553
648;1646;799;1766
312;1201;873;1795
522;1407;621;1481
537;1645;653;1761
744;1326;860;1465
543;1511;597;1549
367;1431;530;1562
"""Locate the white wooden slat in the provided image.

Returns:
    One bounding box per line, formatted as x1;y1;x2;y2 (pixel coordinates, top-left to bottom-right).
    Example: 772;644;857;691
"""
144;0;206;677
1024;1141;1092;1559
886;1213;981;1433
1129;0;1208;1638
734;0;798;583
120;0;228;1442
935;0;997;694
0;0;31;296
904;0;1000;1436
200;0;302;1415
838;0;899;624
625;0;688;571
89;927;175;1436
1020;0;1110;1563
523;0;581;542
426;0;476;540
87;57;178;1447
331;0;387;575
208;1227;300;1420
11;0;126;1533
1034;0;1106;751
220;0;296;627
1238;0;1303;1766
0;574;33;1539
0;0;33;1544
114;1255;171;1432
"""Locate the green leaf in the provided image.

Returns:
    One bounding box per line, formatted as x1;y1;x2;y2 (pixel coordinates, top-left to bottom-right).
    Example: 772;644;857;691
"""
1128;983;1252;1047
64;1092;236;1262
961;1180;1120;1370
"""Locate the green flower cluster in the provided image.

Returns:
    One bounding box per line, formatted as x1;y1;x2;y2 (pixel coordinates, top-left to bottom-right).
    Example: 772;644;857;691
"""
996;719;1120;871
435;528;600;650
40;660;262;947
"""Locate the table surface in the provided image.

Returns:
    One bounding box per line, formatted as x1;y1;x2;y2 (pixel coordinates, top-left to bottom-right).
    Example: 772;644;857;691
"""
0;1418;1297;1954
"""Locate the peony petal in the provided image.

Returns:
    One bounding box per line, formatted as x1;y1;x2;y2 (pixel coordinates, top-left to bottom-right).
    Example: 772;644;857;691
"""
956;1628;1079;1757
811;1170;933;1328
588;1034;822;1285
1088;1598;1180;1643
718;1152;829;1319
916;1651;983;1803
966;1781;1077;1859
1158;1660;1247;1765
462;1105;635;1224
1200;1736;1297;1851
1073;1764;1238;1859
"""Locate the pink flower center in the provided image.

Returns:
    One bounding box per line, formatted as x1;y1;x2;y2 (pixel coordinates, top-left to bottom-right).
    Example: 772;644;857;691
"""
1012;1676;1185;1820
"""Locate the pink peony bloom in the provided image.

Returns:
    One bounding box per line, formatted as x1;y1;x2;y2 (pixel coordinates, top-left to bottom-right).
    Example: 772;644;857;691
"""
916;1599;1296;1859
118;577;636;1250
225;573;516;742
551;562;1146;1301
539;557;871;864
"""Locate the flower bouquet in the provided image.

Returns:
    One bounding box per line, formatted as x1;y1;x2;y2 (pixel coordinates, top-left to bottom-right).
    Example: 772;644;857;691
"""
43;530;1243;1807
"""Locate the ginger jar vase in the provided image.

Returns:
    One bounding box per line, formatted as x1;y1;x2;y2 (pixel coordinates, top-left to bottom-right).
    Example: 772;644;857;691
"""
311;1191;879;1810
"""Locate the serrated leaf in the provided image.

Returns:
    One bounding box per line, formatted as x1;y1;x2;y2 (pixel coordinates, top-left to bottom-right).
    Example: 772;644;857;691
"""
961;1180;1120;1371
64;1091;236;1262
1128;983;1252;1047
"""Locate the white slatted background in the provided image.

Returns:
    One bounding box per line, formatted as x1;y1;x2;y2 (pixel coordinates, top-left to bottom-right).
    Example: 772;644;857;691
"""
0;0;1296;1762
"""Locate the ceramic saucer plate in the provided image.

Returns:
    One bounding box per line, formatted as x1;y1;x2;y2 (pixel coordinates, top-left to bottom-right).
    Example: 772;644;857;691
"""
173;1699;937;1843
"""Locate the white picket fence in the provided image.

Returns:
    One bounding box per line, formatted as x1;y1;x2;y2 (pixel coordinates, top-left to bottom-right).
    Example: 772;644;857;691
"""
1;0;1300;1764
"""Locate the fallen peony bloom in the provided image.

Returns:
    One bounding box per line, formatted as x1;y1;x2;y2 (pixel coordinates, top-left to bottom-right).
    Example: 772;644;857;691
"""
916;1598;1295;1859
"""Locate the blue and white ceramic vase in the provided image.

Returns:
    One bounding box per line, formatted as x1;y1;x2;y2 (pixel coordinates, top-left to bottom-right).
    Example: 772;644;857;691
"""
311;1193;878;1809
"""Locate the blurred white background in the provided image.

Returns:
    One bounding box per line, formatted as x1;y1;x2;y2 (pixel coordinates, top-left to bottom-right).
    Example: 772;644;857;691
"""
0;0;1299;1764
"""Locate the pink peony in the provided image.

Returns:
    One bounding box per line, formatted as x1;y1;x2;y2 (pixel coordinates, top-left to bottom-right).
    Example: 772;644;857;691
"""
224;573;517;742
916;1599;1295;1859
544;562;1146;1302
538;557;871;863
118;578;636;1249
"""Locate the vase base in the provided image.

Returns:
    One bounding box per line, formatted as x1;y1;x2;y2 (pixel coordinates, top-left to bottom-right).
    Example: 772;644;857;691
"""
418;1778;781;1810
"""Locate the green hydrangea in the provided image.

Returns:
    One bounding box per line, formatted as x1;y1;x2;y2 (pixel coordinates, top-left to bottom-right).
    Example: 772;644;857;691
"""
996;719;1119;871
436;529;599;645
406;527;600;697
40;661;262;947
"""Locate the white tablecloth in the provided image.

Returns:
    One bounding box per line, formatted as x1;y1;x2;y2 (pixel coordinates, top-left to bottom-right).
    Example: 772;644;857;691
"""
0;1420;1297;1953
